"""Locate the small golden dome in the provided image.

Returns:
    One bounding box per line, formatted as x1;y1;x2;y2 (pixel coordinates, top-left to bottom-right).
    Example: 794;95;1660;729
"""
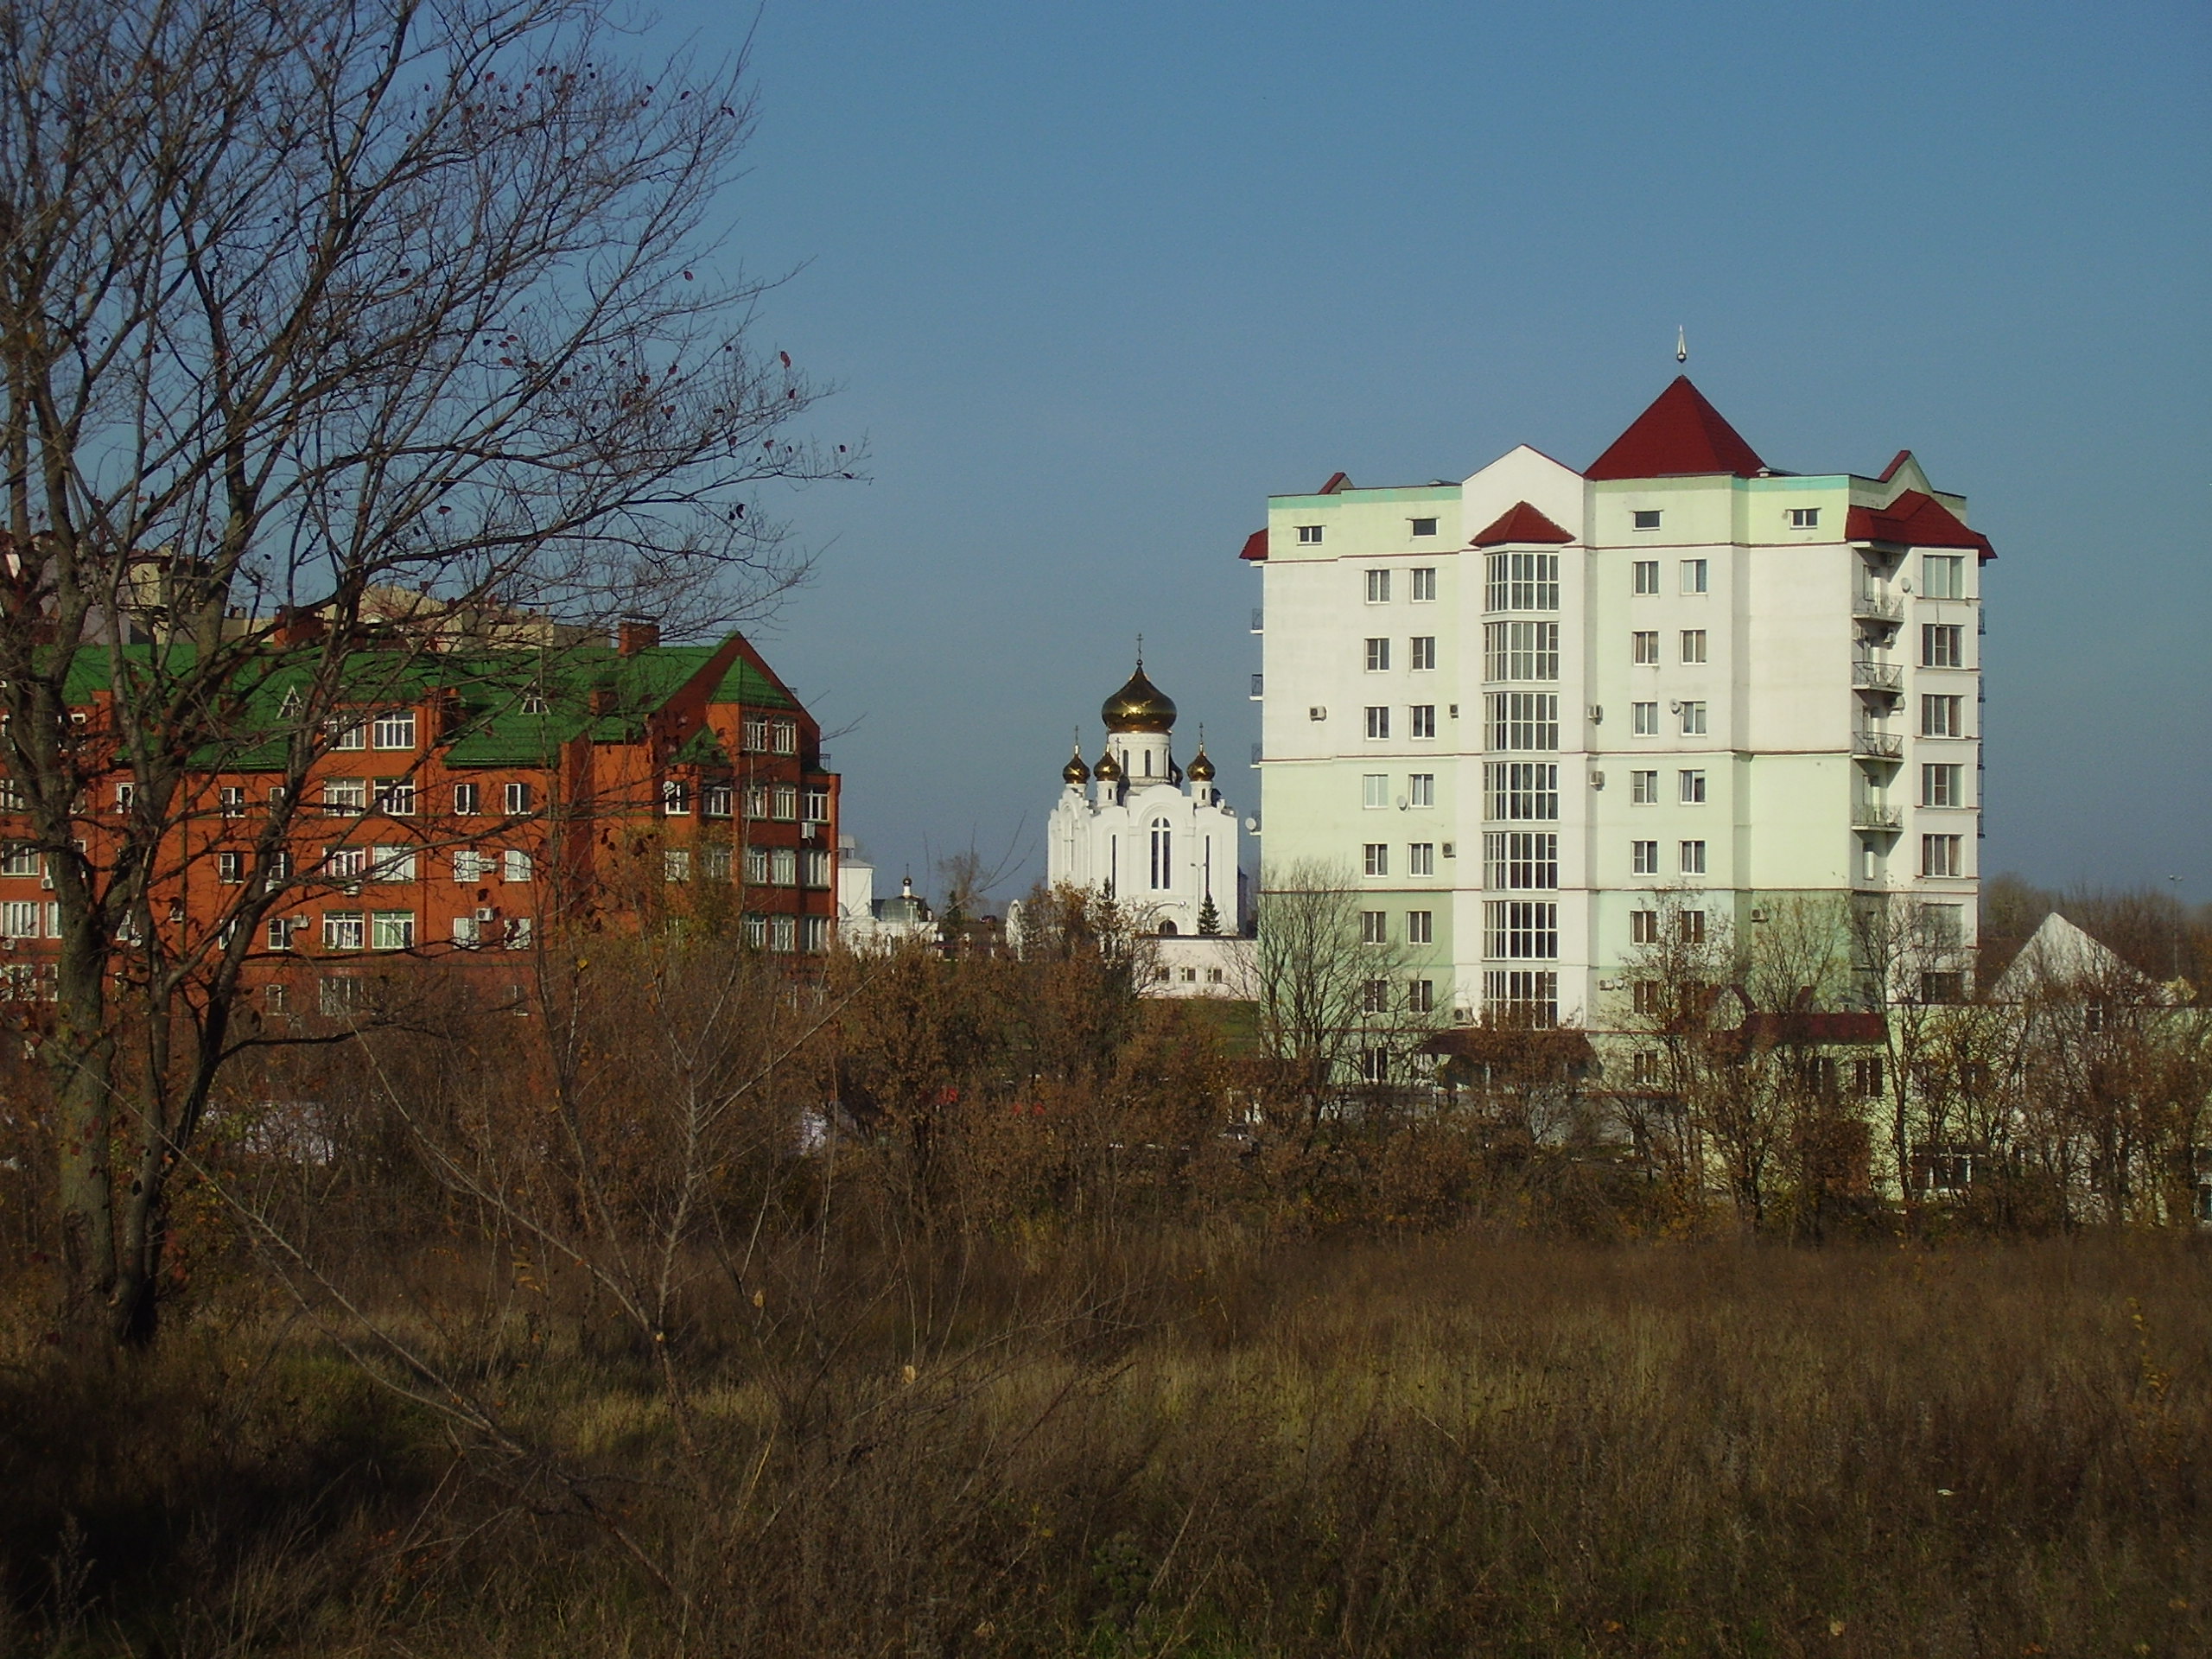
1101;663;1176;734
1185;745;1216;782
1092;747;1122;782
1062;745;1090;785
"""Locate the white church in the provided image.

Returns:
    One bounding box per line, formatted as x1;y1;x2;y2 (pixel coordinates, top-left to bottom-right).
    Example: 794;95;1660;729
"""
1033;658;1253;995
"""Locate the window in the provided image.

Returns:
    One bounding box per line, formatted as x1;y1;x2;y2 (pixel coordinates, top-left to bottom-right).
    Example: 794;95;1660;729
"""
1410;636;1436;671
743;717;772;753
503;849;532;883
1631;1051;1660;1086
322;779;366;815
1631;840;1660;875
453;849;486;882
0;844;35;878
1361;979;1390;1015
505;917;535;950
114;782;136;813
745;846;770;884
1679;769;1706;804
1484;901;1557;960
664;849;691;883
1921;695;1964;738
743;913;767;949
1408;978;1435;1014
1681;559;1708;594
1408;842;1435;876
219;785;245;817
372;778;415;817
1923;624;1963;668
1484;621;1559;682
1630;770;1659;805
1919;970;1966;1005
1922;834;1963;878
1300;524;1325;546
1358;1046;1391;1082
703;846;733;881
1363;843;1389;877
744;783;770;819
1485;692;1558;751
321;912;365;951
1484;762;1557;822
1631;559;1660;596
1679;702;1707;736
771;848;798;887
1148;817;1173;889
453;782;480;817
1631;630;1659;664
1408;773;1434;808
452;916;482;947
1789;507;1820;529
1679;629;1707;664
1363;774;1389;810
372;711;416;750
1362;910;1389;945
1850;1056;1884;1097
1410;518;1437;537
1923;554;1964;600
1921;903;1965;950
371;911;415;950
663;779;691;816
0;779;20;811
1679;909;1707;944
266;917;296;951
1410;706;1436;740
1630;702;1659;736
264;849;291;890
704;784;734;818
1633;509;1662;531
1483;970;1557;1027
1679;840;1707;875
1407;910;1433;944
772;721;798;755
320;976;365;1015
1364;638;1390;672
331;720;366;751
1364;568;1388;601
1922;763;1964;808
372;846;416;882
503;781;535;815
1484;552;1559;612
1364;706;1391;740
802;916;831;953
803;785;830;823
771;915;797;952
1631;980;1663;1015
0;900;37;938
1473;830;1553;893
321;846;368;889
1630;909;1659;944
802;849;830;888
1411;567;1437;601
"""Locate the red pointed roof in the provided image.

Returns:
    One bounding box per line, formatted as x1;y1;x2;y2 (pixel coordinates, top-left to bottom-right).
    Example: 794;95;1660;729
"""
1317;471;1352;494
1586;376;1766;480
1845;491;1995;561
1470;501;1575;547
1237;527;1268;562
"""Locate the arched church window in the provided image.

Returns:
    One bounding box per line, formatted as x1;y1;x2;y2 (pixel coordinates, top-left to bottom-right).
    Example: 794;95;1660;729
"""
1148;817;1173;890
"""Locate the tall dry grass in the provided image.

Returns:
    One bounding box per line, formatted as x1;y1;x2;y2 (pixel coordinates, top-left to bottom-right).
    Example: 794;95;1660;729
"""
3;1231;2205;1656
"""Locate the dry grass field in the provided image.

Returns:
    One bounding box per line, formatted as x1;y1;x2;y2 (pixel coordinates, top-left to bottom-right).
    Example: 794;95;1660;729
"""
4;1230;2206;1657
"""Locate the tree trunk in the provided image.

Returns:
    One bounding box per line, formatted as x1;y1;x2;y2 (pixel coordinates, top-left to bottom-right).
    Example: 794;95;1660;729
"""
52;943;118;1337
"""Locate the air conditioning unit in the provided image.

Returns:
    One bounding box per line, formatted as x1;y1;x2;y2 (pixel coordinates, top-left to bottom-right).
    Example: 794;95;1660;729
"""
1441;842;1455;858
1308;706;1327;721
474;906;499;923
1591;771;1605;788
1587;705;1603;721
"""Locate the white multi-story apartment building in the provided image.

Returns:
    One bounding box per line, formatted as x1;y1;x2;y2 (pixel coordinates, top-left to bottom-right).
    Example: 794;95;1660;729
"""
1244;377;1991;1028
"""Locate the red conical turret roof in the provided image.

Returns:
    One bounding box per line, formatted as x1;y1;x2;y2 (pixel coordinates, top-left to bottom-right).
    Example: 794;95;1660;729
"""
1586;377;1765;480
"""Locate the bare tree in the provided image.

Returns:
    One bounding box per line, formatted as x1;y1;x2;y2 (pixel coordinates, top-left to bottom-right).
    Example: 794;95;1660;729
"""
0;0;848;1340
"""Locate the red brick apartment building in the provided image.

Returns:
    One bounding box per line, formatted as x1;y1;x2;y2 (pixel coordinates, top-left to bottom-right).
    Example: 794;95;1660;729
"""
0;620;837;1014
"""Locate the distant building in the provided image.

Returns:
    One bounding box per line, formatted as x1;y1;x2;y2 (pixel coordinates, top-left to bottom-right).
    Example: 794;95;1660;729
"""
1244;377;1992;1028
1040;658;1251;995
835;839;938;951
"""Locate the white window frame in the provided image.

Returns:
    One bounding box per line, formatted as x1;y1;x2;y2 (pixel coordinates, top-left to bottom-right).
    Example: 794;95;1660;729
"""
1679;839;1707;876
1364;706;1390;741
1363;773;1389;810
1631;559;1659;596
1679;702;1707;736
1630;630;1659;665
1407;910;1433;944
1408;773;1434;809
1680;629;1707;664
372;710;416;751
1632;509;1662;531
1681;558;1708;594
1363;843;1389;878
1364;638;1390;672
1679;769;1707;804
1630;702;1659;736
1410;567;1437;601
1630;770;1659;805
1363;567;1388;601
1631;840;1659;876
1409;636;1436;671
1300;524;1325;547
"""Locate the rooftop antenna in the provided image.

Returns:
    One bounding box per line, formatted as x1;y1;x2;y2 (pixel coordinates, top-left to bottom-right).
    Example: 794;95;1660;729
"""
1675;325;1688;365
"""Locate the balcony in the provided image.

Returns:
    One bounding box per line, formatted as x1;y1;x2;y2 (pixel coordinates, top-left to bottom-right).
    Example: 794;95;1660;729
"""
1250;607;1264;634
1852;730;1904;760
1852;590;1903;624
1851;658;1903;695
1851;802;1903;832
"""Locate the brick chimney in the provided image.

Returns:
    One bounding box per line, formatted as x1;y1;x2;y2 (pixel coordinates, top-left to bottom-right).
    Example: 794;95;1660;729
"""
617;615;660;655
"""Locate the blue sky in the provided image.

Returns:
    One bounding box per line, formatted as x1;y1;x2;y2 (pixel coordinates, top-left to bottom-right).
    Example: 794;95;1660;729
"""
644;0;2209;904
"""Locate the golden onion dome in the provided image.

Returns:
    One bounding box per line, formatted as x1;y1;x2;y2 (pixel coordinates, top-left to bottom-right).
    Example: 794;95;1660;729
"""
1185;745;1216;782
1092;747;1123;782
1101;663;1176;734
1062;744;1090;785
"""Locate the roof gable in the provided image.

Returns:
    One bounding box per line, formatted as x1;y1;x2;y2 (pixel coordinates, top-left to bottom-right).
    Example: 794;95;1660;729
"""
1470;501;1575;547
1238;527;1268;562
1844;490;1995;561
1586;377;1765;481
